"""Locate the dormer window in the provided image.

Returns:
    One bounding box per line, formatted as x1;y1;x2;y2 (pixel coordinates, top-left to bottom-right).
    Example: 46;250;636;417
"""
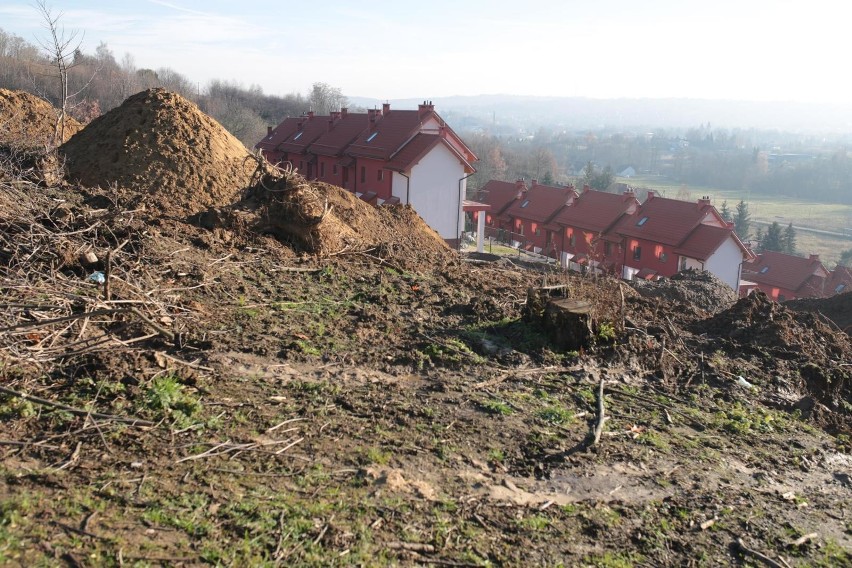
520;200;530;208
366;132;378;142
293;132;303;141
636;216;649;226
760;266;769;274
836;284;846;293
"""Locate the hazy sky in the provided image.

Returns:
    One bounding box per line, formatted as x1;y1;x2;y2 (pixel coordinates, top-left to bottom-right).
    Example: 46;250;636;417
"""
1;0;848;104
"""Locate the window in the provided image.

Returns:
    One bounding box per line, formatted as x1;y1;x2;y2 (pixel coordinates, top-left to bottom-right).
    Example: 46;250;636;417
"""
569;235;576;247
377;170;384;182
636;216;649;226
360;166;366;183
660;253;667;263
633;246;642;261
333;164;338;175
293;132;303;141
836;284;846;294
604;241;612;256
535;227;541;236
760;266;770;274
520;200;530;208
366;132;378;142
320;162;325;177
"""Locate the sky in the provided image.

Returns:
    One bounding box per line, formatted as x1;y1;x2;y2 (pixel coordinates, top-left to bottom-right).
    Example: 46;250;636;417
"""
1;0;849;104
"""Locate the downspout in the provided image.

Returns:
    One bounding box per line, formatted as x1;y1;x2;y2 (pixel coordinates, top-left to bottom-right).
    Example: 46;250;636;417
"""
457;172;475;252
400;171;411;205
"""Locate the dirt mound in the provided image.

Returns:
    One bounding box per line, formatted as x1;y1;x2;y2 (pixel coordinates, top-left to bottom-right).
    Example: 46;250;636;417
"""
695;291;852;411
630;269;737;315
60;88;255;216
786;291;852;334
0;88;82;147
199;173;454;272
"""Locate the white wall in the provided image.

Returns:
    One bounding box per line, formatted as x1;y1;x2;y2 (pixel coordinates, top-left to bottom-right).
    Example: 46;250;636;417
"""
705;237;744;289
395;143;465;239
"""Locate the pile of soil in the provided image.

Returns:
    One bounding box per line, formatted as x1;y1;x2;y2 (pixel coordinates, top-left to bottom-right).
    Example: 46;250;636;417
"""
0;88;82;147
60;88;255;216
786;291;852;334
205;174;455;273
630;269;737;315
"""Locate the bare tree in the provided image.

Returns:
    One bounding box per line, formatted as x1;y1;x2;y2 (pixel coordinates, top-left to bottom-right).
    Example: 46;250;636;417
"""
308;82;347;115
33;0;91;145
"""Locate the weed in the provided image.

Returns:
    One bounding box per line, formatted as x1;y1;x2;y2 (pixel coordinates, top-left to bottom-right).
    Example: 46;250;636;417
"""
481;399;513;416
487;448;505;463
637;431;670;451
517;514;550;531
596;321;617;343
145;375;201;427
364;447;392;465
536;405;574;425
583;551;643;567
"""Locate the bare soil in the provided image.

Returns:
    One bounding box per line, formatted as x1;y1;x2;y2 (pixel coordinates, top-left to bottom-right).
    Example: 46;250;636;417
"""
0;88;83;147
0;91;850;567
60;88;256;217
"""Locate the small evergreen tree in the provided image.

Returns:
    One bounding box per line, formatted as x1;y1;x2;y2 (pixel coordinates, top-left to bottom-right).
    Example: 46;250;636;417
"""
839;248;852;267
760;221;783;252
719;200;731;221
782;222;796;254
733;200;751;240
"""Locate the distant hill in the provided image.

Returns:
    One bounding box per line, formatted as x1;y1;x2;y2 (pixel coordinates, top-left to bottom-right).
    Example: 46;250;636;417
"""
350;94;852;134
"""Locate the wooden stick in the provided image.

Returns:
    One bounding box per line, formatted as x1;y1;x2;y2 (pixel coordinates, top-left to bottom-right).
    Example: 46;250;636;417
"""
588;378;609;447
0;307;129;333
0;385;154;427
735;538;785;568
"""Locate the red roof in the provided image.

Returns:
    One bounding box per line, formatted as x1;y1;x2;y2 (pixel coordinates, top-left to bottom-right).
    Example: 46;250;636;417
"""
549;187;637;234
742;251;829;293
277;115;331;154
384;133;474;173
480;180;525;219
308;112;372;157
675;224;741;261
255;117;300;152
828;265;852;295
503;182;576;224
347;110;425;160
612;194;722;246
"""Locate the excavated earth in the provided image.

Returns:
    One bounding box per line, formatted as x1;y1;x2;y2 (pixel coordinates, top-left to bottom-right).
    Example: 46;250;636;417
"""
0;88;83;147
60;88;256;217
0;91;850;567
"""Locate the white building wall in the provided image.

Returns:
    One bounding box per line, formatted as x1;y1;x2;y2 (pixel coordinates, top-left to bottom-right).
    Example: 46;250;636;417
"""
391;172;408;202
704;237;744;289
400;143;465;239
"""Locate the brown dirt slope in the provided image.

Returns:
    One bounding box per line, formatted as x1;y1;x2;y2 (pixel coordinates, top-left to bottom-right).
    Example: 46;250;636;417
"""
0;88;83;147
786;291;852;334
237;174;455;269
60;88;255;216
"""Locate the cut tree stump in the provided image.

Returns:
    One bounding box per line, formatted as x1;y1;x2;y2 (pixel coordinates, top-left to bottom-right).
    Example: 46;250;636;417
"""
542;298;594;351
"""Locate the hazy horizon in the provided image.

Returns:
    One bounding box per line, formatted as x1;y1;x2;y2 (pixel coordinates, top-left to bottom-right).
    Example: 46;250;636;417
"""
1;0;850;106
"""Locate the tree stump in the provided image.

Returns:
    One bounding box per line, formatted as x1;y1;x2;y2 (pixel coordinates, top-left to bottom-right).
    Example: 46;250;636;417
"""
523;285;569;323
542;298;594;351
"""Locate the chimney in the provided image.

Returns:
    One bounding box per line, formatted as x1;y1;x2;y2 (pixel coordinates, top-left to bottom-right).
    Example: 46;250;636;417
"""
531;179;538;188
307;111;314;119
418;100;435;117
382;102;390;115
566;194;575;206
809;253;820;262
623;186;635;201
698;195;711;207
646;190;656;200
341;107;348;117
582;184;590;193
267;126;272;135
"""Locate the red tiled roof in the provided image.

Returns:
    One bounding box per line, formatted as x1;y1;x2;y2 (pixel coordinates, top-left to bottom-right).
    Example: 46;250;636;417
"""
741;250;829;293
255;117;300;152
828;265;852;295
277;116;330;154
550;188;636;234
612;195;721;246
503;182;576;224
675;224;736;260
385;133;474;173
308;113;372;157
347;110;429;160
480;180;524;218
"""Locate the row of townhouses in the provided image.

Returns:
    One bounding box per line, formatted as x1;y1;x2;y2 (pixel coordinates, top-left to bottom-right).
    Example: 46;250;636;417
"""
256;102;478;245
478;179;851;298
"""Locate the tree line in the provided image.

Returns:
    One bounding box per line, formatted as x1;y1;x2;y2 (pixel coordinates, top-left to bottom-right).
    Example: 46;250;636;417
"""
0;25;351;147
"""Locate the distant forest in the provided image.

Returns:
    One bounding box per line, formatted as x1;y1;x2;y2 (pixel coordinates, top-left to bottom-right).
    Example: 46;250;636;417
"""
3;25;852;207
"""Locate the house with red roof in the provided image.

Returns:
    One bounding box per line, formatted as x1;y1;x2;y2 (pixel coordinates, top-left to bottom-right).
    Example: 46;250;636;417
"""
547;186;639;271
828;265;852;296
608;192;752;289
478;179;577;252
256;102;477;245
741;251;830;300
